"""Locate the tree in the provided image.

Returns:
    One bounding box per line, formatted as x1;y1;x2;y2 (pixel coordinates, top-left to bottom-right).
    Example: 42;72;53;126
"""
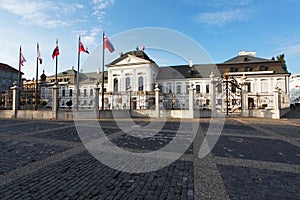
276;54;287;71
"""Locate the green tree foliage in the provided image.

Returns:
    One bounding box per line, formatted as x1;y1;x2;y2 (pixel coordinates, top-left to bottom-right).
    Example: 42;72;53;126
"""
276;54;287;70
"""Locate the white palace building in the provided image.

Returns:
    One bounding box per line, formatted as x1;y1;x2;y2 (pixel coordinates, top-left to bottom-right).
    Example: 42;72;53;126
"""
40;50;290;116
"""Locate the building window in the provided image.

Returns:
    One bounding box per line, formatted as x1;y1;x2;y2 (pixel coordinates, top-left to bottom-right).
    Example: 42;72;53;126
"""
259;65;268;71
206;85;209;93
69;89;73;97
261;80;268;93
232;84;236;93
167;83;172;94
126;77;131;90
230;67;238;72
90;89;93;96
217;84;222;93
246;82;251;92
113;78;118;92
90;100;93;106
196;85;200;93
186;83;189;94
245;66;252;72
176;84;181;94
62;89;65;97
83;100;87;105
84;89;87;97
138;76;143;91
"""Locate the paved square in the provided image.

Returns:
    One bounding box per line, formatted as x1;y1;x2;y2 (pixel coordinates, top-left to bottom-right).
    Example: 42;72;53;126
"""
0;115;300;199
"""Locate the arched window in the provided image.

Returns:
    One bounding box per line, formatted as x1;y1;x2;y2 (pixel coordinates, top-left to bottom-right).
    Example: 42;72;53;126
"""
113;78;118;92
138;76;143;91
125;77;131;90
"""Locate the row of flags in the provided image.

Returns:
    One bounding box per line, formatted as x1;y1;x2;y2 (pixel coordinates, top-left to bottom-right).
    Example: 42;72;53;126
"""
19;35;115;67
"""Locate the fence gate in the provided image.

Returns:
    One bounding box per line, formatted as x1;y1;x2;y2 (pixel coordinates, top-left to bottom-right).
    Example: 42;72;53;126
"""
216;76;242;115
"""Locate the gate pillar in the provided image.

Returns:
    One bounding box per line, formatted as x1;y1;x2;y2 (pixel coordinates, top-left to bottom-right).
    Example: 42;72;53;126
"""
94;83;100;118
52;83;59;120
11;82;19;119
240;74;249;117
155;84;160;118
188;82;194;116
210;72;216;116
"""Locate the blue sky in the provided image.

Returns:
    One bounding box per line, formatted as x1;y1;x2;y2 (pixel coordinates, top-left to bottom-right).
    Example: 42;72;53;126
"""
0;0;299;79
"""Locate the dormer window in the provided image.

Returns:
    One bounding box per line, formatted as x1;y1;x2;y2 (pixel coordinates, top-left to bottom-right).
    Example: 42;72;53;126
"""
259;65;268;71
230;67;238;72
244;66;252;72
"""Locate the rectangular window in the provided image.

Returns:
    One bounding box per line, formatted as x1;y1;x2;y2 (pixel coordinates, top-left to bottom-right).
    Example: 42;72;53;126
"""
217;84;222;93
261;82;268;93
69;89;73;97
206;85;209;93
176;84;181;94
90;89;93;96
186;84;189;94
246;82;251;92
84;89;87;97
62;89;65;97
167;83;172;94
196;85;200;93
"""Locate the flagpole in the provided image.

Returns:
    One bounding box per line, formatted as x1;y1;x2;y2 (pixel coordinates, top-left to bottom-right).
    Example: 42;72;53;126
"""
55;39;58;84
35;43;39;110
18;46;22;87
77;35;81;110
101;31;105;110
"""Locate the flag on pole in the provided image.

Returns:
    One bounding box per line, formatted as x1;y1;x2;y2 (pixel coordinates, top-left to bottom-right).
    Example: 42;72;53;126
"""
79;41;89;54
104;36;114;53
142;45;145;51
37;42;42;64
20;48;26;66
52;39;60;59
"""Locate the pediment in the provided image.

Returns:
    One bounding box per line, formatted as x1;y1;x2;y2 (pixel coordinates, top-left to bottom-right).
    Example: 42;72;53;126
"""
110;55;151;67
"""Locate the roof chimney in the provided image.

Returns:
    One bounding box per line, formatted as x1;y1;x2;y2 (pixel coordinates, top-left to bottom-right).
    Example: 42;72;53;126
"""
238;51;256;57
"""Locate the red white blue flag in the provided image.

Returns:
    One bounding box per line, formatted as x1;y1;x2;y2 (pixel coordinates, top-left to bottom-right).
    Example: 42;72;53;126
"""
104;36;114;53
37;42;42;64
20;47;26;66
52;39;60;59
79;41;89;54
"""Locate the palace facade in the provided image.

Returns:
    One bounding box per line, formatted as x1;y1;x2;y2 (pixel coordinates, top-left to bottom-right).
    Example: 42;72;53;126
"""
39;50;290;112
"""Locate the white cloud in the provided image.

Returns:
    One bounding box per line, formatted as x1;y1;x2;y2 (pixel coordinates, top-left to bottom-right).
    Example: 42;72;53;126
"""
92;0;115;22
195;9;250;26
276;44;300;56
0;0;85;28
81;27;102;46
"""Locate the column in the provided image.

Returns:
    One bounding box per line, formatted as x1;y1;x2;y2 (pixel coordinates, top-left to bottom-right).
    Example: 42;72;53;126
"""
209;72;216;116
155;84;160;118
52;83;59;120
10;82;19;119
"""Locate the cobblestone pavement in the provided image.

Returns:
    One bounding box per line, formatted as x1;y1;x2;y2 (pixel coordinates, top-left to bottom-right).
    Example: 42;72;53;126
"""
0;114;300;199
